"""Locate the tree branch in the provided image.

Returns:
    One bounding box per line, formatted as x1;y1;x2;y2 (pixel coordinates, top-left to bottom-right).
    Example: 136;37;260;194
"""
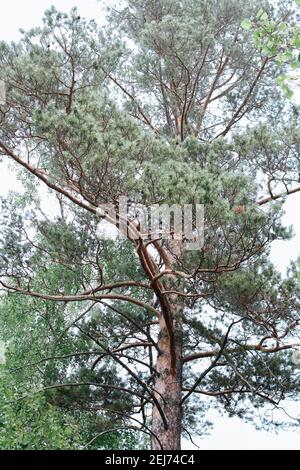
183;342;300;363
257;185;300;205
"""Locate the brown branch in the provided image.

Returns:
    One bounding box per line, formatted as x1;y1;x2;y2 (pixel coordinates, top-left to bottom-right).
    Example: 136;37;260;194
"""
181;318;246;404
182;387;278;405
82;280;152;295
75;324;168;430
84;426;158;449
0;142;97;216
0;279;160;316
106;73;159;134
100;301;159;352
218;57;269;138
183;342;300;363
197;49;229;133
91;341;154;370
9;351;102;373
257;185;300;205
83;406;163;449
66;56;76;114
16;382;146;402
135;240;177;372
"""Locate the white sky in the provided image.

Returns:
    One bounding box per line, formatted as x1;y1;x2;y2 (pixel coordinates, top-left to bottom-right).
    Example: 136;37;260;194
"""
0;0;300;450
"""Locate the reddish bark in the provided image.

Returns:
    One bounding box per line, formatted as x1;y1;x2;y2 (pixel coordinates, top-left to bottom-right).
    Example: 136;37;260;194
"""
151;238;184;450
151;314;183;450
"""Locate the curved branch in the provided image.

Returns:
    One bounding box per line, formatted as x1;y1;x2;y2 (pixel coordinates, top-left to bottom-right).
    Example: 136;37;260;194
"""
83;405;163;449
183;342;300;363
75;324;168;430
84;425;158;449
0;141;97;215
0;279;160;316
181;317;246;404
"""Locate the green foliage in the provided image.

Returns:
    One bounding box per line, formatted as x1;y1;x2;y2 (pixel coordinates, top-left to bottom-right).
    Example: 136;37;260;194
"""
241;2;300;97
0;0;300;449
0;284;148;450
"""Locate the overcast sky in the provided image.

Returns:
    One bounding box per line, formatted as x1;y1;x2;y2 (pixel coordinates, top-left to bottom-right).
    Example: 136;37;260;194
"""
0;0;299;450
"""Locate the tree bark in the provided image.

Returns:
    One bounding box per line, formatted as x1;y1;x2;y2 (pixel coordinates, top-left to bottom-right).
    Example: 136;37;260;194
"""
151;238;184;450
151;313;183;450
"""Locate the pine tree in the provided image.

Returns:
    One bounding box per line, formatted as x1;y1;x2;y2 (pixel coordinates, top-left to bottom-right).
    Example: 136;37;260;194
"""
0;2;300;449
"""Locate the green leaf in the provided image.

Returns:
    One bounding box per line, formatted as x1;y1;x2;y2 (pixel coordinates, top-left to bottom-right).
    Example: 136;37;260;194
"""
262;45;272;56
286;88;294;98
294;0;300;5
276;75;286;86
293;35;300;48
260;12;268;22
241;19;252;31
282;84;294;99
278;22;287;32
256;8;265;18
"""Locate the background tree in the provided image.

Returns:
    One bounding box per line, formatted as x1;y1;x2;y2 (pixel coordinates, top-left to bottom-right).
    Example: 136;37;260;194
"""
0;197;146;449
0;1;300;450
241;0;300;98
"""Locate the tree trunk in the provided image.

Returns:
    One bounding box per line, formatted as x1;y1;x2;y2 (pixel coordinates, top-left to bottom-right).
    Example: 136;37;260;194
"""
151;314;183;450
151;238;184;450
